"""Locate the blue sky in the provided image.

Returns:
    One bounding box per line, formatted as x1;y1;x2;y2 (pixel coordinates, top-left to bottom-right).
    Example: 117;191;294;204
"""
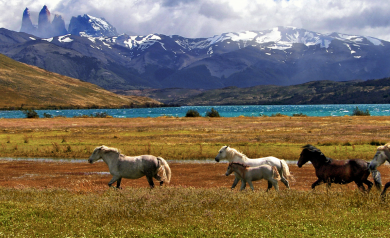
1;0;390;40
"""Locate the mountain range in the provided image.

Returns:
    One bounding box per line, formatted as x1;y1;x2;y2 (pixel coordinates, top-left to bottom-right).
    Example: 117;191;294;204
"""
126;78;390;106
2;6;390;91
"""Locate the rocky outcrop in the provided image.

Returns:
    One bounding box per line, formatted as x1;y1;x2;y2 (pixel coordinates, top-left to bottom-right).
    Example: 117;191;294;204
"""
38;5;52;38
20;8;36;35
20;6;70;38
52;14;68;36
20;6;119;39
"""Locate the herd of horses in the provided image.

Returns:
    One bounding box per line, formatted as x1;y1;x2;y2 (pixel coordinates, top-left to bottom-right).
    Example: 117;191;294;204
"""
88;144;390;196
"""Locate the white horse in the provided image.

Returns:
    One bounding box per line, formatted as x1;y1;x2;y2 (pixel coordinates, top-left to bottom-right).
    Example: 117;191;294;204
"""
215;146;293;189
225;162;279;191
88;145;171;189
369;144;390;195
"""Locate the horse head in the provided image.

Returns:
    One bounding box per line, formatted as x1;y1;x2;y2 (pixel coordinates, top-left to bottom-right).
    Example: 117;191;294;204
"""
225;162;234;176
369;144;390;170
225;162;246;176
88;145;105;164
215;145;229;162
297;144;328;167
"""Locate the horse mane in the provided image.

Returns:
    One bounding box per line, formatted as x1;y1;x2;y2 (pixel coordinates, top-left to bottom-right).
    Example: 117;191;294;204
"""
229;162;249;167
302;144;332;163
377;143;390;151
225;147;248;161
98;145;121;155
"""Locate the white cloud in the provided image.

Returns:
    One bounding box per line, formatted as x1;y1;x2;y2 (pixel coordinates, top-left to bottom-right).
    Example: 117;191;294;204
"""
1;0;390;41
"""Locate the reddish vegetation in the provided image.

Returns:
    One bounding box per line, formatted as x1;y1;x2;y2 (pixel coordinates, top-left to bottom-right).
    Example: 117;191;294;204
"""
0;161;389;192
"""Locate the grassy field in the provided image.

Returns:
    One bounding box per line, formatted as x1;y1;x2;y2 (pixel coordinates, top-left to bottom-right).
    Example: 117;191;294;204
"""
0;116;389;160
1;116;390;236
0;187;389;237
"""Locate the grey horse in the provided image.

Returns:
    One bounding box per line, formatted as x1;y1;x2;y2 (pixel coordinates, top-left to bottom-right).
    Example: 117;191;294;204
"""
88;145;171;189
225;162;279;191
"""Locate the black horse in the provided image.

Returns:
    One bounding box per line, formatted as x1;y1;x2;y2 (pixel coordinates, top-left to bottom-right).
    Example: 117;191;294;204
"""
297;144;377;192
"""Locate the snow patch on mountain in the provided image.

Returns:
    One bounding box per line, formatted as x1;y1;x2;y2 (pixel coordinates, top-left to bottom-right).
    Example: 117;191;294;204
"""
58;34;73;43
122;34;162;50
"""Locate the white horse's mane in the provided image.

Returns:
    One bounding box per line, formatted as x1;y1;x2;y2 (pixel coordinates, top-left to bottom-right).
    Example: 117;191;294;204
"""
377;143;390;151
98;145;121;154
225;147;249;161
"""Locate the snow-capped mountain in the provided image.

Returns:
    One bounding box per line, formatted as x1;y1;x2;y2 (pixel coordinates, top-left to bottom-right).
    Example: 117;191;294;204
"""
9;16;390;90
111;26;383;56
68;14;118;37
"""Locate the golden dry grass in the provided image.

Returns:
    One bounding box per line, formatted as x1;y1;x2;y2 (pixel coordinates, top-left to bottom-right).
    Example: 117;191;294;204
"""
0;116;389;160
0;54;161;109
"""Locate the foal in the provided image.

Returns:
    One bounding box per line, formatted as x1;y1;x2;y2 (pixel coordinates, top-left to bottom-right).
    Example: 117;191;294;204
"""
225;162;279;191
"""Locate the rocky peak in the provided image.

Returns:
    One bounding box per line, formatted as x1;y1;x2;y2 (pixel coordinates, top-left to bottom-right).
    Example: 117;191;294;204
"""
52;14;68;36
37;5;53;38
20;8;36;35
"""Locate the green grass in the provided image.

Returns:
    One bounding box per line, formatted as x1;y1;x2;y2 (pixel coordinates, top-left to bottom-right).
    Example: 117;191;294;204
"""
0;187;389;237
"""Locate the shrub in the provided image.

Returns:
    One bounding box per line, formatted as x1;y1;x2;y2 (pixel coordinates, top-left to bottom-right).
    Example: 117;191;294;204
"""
43;113;53;118
271;113;287;117
92;112;111;118
292;113;307;117
185;109;201;117
22;109;39;118
351;107;370;116
206;108;220;117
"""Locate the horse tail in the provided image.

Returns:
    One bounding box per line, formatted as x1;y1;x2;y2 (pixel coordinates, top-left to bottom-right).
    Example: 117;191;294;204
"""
272;166;281;180
369;165;382;191
157;157;171;184
280;159;295;182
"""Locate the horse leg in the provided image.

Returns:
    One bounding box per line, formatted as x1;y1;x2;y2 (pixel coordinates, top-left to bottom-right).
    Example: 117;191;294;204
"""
247;181;255;191
326;179;331;190
240;181;247;191
266;181;273;192
311;179;324;189
153;174;164;186
270;178;279;192
381;182;390;197
116;178;122;189
362;180;373;192
231;177;240;190
355;182;366;192
108;176;121;188
146;176;155;188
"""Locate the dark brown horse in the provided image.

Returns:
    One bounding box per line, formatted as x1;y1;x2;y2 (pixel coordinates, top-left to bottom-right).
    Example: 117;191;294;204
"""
297;144;374;191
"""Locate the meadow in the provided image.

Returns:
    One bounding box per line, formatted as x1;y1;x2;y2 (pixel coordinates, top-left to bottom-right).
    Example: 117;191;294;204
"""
0;116;389;160
0;116;390;237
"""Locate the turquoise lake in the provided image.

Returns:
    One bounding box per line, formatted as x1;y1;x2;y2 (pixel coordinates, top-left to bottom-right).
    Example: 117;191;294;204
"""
1;104;390;118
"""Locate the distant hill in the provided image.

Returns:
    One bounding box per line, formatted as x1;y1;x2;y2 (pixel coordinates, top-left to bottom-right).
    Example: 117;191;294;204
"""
118;79;390;105
0;54;161;109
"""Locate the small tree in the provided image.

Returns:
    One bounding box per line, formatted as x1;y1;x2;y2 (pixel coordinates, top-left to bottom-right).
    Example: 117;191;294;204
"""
206;108;220;117
185;109;201;117
22;109;39;118
351;107;370;116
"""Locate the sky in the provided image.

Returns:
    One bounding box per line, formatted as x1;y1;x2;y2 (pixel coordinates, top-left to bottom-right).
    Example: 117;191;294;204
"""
1;0;390;40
